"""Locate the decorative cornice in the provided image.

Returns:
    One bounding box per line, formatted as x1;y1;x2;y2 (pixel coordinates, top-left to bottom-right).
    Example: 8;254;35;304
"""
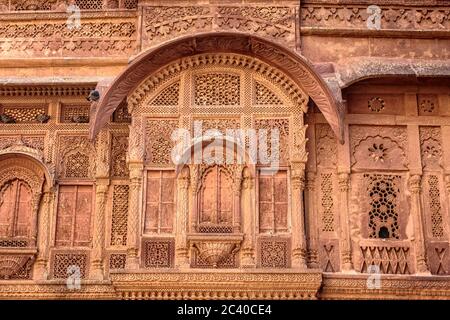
0;85;95;97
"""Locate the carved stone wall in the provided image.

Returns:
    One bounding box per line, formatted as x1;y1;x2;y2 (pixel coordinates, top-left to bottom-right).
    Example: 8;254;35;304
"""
0;0;449;300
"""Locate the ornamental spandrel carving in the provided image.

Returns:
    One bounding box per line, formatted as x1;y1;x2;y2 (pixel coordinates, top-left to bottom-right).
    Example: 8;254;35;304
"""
350;125;408;170
142;5;297;49
316;124;337;168
145;119;178;165
419;126;442;170
57;136;96;179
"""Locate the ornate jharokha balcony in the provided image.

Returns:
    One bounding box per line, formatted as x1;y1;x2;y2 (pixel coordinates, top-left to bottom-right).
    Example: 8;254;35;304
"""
0;0;449;300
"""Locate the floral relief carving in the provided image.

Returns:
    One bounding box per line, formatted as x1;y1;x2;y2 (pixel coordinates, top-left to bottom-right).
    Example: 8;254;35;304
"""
350;126;408;170
301;5;450;31
0;19;136;57
316;124;337;168
143;5;297;48
111;135;129;177
58;136;96;179
145;119;178;165
419;127;442;170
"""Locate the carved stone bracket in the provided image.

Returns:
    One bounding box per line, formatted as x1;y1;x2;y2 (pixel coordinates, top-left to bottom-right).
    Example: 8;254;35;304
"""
188;234;244;268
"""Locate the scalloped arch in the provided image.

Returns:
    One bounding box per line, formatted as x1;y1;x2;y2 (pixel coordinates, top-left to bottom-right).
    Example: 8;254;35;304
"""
89;33;343;143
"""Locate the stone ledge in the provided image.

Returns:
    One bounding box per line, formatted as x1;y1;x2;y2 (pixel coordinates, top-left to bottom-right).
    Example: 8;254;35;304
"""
111;271;323;300
320;273;450;300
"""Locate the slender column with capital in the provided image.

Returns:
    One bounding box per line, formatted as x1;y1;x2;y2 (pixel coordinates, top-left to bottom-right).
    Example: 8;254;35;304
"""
126;163;143;270
175;166;190;268
241;167;256;268
91;181;109;280
304;172;319;268
338;172;353;271
409;175;430;274
290;162;307;269
34;187;55;280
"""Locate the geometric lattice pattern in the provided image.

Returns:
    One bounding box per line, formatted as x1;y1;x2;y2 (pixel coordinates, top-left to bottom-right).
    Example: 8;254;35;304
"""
150;82;180;106
360;245;411;275
110;185;129;246
109;253;127;270
259;238;289;268
75;0;103;10
255;82;282;105
60;104;90;123
428;175;444;238
0;239;28;247
2;105;46;123
52;252;88;279
320;173;335;232
142;239;174;268
365;174;401;239
194;73;240;106
64;151;90;178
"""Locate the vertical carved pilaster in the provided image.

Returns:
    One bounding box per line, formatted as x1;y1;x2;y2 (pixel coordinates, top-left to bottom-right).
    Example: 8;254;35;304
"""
338;172;353;271
290;162;307;269
34;187;54;280
305;172;319;269
233;165;244;233
126;163;143;270
30;192;42;247
241;167;256;268
189;164;198;233
176;166;190;268
91;181;109;280
409;174;430;274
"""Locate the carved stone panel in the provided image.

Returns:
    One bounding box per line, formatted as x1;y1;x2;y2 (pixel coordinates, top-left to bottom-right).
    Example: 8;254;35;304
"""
350;125;408;170
55;185;93;247
258;170;288;233
426;242;449;275
319;239;340;273
141;238;174;269
144;171;175;234
142;5;297;49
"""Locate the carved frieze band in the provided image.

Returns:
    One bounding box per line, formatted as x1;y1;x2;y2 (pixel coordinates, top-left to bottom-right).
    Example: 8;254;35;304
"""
302;4;450;31
143;5;297;49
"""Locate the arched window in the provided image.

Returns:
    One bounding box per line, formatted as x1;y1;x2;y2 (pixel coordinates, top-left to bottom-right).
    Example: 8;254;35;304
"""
0;179;33;239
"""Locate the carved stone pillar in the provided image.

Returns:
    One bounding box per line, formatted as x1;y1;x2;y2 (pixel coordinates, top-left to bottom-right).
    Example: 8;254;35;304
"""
175;167;190;268
34;187;54;280
30;192;43;247
126;162;143;270
409;175;430;274
305;172;319;269
445;175;450;206
241;167;256;268
338;172;353;271
290;162;307;269
91;180;109;280
233;165;244;233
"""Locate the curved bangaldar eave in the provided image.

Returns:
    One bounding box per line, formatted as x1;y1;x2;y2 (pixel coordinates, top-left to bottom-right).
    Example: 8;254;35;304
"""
89;32;344;143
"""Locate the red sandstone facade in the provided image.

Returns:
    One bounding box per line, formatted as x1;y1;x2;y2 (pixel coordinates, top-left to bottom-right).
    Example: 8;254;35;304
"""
0;0;449;299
